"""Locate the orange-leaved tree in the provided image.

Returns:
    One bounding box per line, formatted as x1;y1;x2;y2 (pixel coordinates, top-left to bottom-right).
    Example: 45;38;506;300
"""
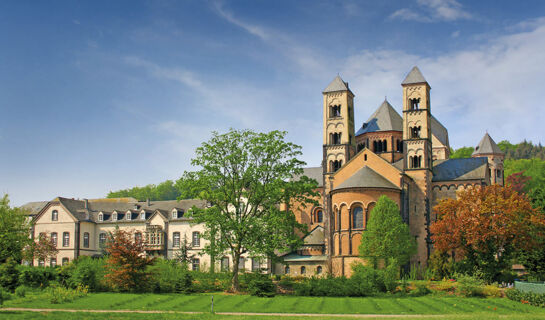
104;229;154;292
430;184;544;281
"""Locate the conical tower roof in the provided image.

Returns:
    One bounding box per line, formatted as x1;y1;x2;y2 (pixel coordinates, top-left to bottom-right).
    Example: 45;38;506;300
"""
402;66;427;85
323;75;351;93
356;99;402;135
472;133;503;156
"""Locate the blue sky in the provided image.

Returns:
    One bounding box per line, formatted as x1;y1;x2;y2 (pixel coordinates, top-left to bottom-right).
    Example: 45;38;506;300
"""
2;0;545;206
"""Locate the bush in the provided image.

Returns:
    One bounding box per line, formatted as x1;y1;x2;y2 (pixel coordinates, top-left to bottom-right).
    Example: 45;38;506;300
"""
14;285;28;298
0;287;13;305
0;259;20;291
47;284;88;304
482;284;502;298
506;288;545;307
191;271;230;293
59;256;106;292
383;260;399;292
148;259;194;293
18;266;57;288
351;264;385;296
456;274;485;297
248;276;276;297
409;282;431;296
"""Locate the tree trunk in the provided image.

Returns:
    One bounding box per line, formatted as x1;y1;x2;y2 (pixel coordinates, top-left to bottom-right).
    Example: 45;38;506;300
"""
231;251;241;292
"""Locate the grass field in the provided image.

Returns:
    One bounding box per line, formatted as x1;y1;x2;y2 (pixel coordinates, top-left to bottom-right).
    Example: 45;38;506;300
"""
2;292;544;317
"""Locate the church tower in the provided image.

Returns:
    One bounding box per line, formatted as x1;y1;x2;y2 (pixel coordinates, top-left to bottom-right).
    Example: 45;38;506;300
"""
322;75;355;262
401;66;433;265
322;75;356;177
472;133;505;185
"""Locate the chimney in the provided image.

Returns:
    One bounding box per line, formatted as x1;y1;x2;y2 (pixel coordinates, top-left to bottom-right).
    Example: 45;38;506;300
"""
147;198;151;206
84;199;89;209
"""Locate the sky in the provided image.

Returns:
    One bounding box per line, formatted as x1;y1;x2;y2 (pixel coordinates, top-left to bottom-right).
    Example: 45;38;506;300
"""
1;0;545;206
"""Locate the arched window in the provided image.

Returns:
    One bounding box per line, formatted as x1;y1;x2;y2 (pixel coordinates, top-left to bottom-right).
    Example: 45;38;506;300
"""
112;213;117;221
285;265;290;274
316;209;323;223
396;139;402;152
99;233;106;247
83;232;90;248
373;140;377;152
337;211;341;231
317;266;323;274
98;213;103;222
51;232;57;247
52;210;58;221
383;140;387;151
192;232;200;247
301;266;306;275
173;232;180;248
409;98;420;110
352;207;364;229
331;132;341;145
140;211;146;220
332;209;336;230
126;211;131;220
63;232;70;247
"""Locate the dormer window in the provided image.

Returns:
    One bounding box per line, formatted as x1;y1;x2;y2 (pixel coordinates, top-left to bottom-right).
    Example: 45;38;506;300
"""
98;213;103;222
140;210;146;220
172;209;178;219
126;211;132;221
112;212;117;221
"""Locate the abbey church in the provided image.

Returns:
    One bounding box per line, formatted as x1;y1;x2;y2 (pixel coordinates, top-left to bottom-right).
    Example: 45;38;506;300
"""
282;66;505;277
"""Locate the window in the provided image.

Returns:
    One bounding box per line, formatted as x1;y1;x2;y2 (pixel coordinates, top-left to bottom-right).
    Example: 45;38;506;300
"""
285;266;290;274
112;213;117;221
192;258;200;271
239;257;245;270
357;143;365;152
172;210;178;219
99;233;106;247
316;266;323;274
252;258;261;272
38;259;45;267
98;213;103;222
330;160;343;172
173;232;180;248
135;232;142;244
409;98;420;110
83;232;90;248
141;212;146;220
396;139;403;152
50;258;57;267
410;126;421;139
51;232;58;247
316;209;323;223
330;132;342;145
52;210;58;221
337;211;341;231
192;232;200;247
62;258;69;266
301;266;306;275
63;232;70;247
126;212;132;220
330;105;341;117
352;207;364;229
410;155;422;169
496;169;502;178
221;257;230;271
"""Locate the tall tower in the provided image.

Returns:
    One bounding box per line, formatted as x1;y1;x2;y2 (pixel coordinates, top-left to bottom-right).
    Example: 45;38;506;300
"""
322;75;355;264
401;66;433;265
322;75;356;177
472;133;505;185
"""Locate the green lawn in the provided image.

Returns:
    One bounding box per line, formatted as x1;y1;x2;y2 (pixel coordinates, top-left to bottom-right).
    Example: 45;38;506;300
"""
2;292;545;316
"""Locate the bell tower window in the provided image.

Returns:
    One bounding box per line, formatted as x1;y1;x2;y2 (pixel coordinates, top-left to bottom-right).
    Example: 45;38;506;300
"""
330;105;341;118
330;160;343;172
409;155;422;168
409;98;420;110
410;126;421;139
330;132;342;145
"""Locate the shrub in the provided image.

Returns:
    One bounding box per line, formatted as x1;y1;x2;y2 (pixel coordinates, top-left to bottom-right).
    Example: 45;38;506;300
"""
47;284;88;304
59;256;106;292
456;274;485;297
248;276;276;297
149;259;193;293
14;285;28;298
408;281;431;296
0;287;13;305
482;284;502;298
350;264;385;296
383;259;399;292
18;266;57;288
0;259;20;291
191;271;230;293
506;288;545;308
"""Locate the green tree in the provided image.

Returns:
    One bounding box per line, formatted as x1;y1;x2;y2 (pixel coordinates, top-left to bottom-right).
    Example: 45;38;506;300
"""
176;129;317;291
107;180;181;201
0;194;32;263
358;195;416;268
449;146;474;159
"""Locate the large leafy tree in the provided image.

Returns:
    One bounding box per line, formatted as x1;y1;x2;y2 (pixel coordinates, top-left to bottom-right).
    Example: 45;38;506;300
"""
358;195;416;268
431;184;544;282
0;194;32;263
176;129;317;291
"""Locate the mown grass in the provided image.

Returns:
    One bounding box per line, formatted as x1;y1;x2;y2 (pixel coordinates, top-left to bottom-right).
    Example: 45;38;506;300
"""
2;311;545;320
3;292;545;315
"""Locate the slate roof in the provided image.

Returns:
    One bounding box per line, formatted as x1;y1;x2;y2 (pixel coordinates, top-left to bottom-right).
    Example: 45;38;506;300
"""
38;197;206;223
281;253;328;262
292;166;323;188
334;166;400;191
472;133;503;156
402;66;427;85
432;157;488;182
303;226;324;246
431;115;449;147
20;201;48;216
323;75;351;93
356;99;403;136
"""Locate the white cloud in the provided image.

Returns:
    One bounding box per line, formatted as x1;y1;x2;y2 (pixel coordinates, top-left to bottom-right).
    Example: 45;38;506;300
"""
390;0;472;22
212;1;269;40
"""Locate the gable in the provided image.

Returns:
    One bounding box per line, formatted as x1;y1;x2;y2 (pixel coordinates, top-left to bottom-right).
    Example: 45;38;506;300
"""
333;149;402;190
34;203;77;224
